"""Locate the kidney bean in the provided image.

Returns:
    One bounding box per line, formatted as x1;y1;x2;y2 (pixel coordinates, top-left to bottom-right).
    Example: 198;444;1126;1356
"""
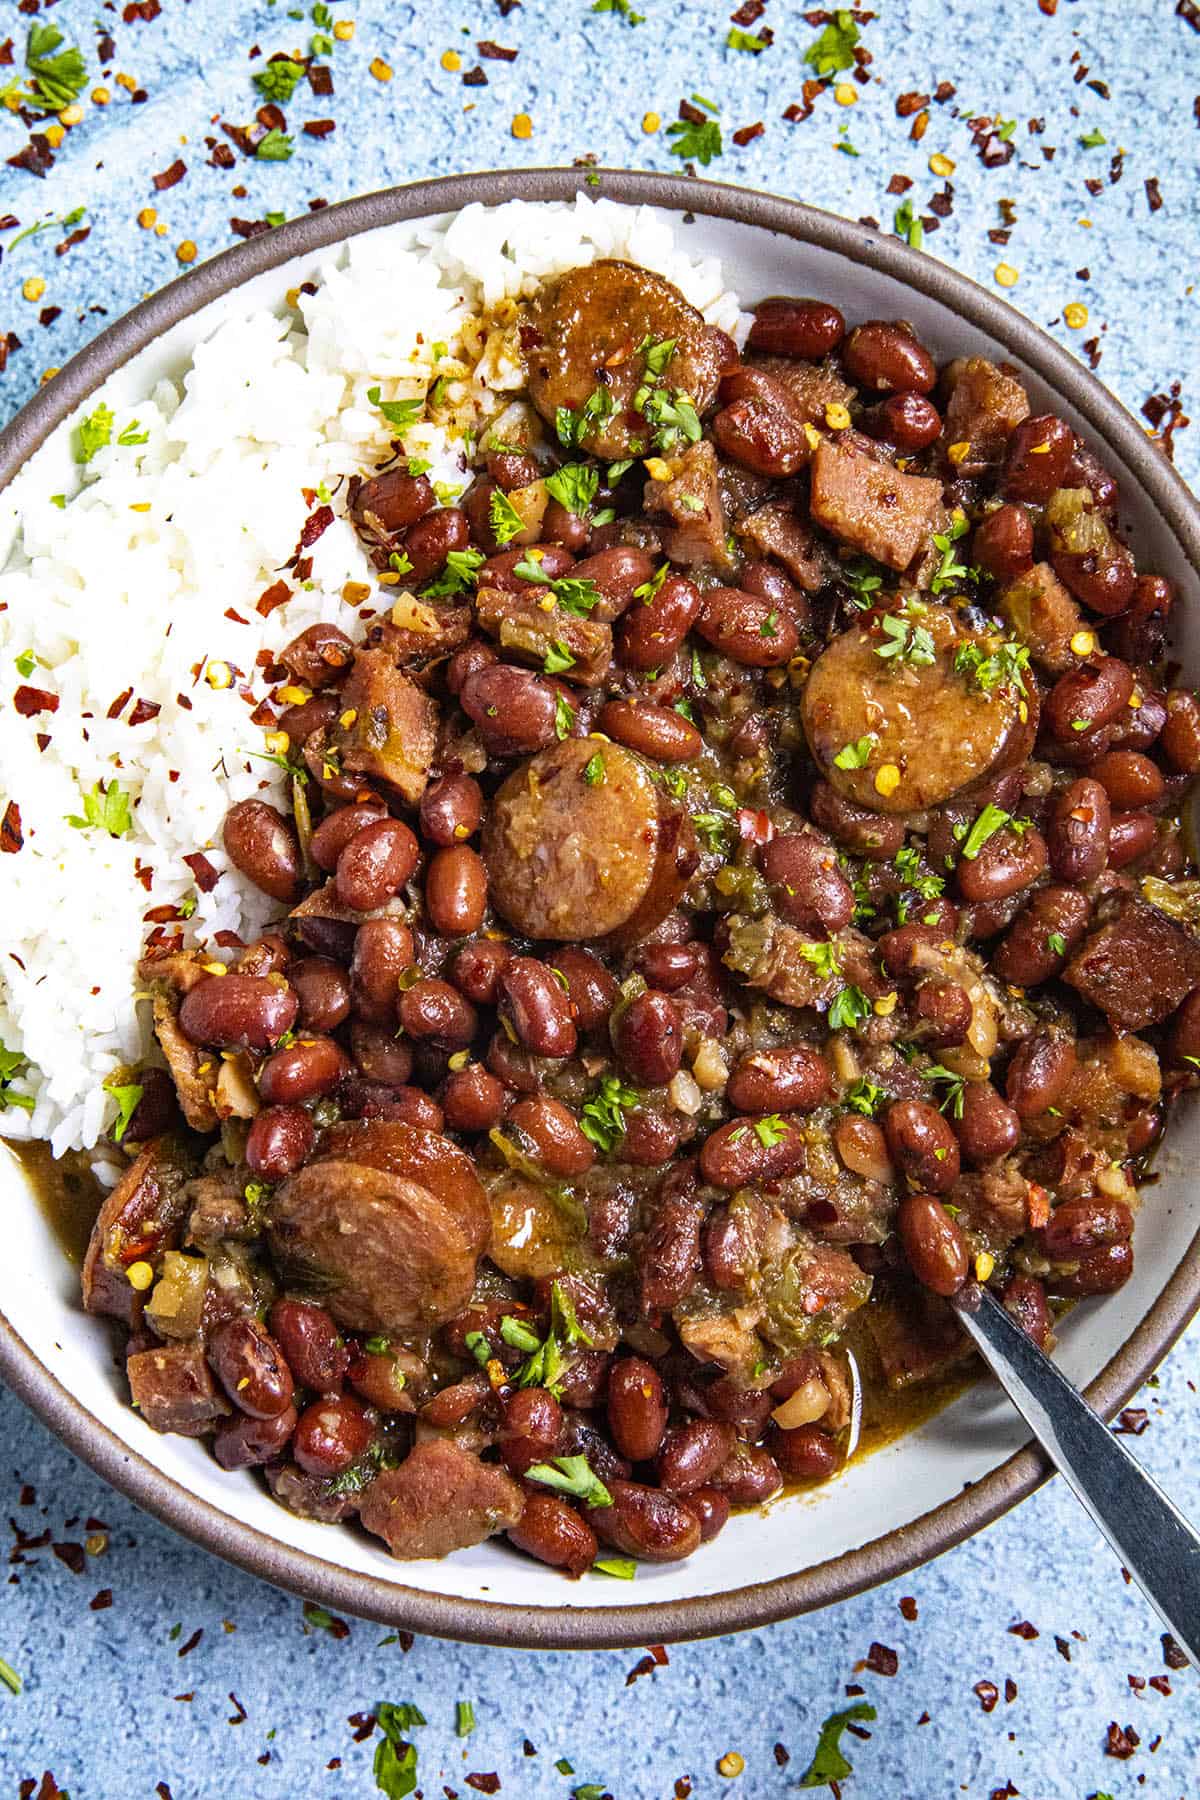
728;1045;830;1114
605;1357;668;1464
1127;1105;1164;1156
655;1420;736;1495
1047;777;1110;884
885;1099;960;1193
485;447;541;492
347;1021;412;1088
446;639;498;699
711;1441;784;1506
912;980;972;1049
1161;689;1200;774
637;942;699;992
1001;413;1074;502
266;1300;348;1395
1168;988;1200;1064
280;622;355;689
843;319;936;393
863;390;941;450
485;1031;541;1095
499;957;577;1059
770;1422;839;1481
309;803;386;875
352;1081;446;1128
335;818;419;913
700;1114;807;1188
541;497;591;553
350;917;415;1023
346;1345;415;1412
1001;1275;1052;1351
245;1104;315;1180
287;956;350;1034
352;466;434;533
955;1081;1020;1166
1089;751;1164;812
1040;1196;1133;1260
758;832;854;933
834;1114;894;1183
441;1062;506;1133
535;950;611;1038
992;885;1090;986
1045;657;1135;742
555;1350;611;1411
1052;1240;1134;1296
639;1167;705;1311
209;1318;295;1419
259;1034;350;1106
292;1394;373;1477
897;1192;968;1296
419;773;483;848
1064;438;1118;510
223;799;302;904
510;1094;595;1175
114;1067;177;1144
809;780;906;860
480;544;577;593
424;845;487;936
597;698;699;764
305;728;377;804
1005;1033;1077;1120
957;824;1047;904
712;393;810;478
401;506;469;584
688;1486;731;1542
508;1493;598;1578
748;296;845;358
617;572;702;671
498;1386;563;1477
213;1406;297;1471
740;556;807;615
399;978;477;1049
622;1108;683;1167
449;939;511;1007
972;503;1034;581
1054;541;1137;617
179;974;297;1052
877;922;948;978
696;587;799;667
1109;574;1174;665
460;663;560;756
463;478;505;555
278;692;340;751
571;545;657;620
616;990;683;1086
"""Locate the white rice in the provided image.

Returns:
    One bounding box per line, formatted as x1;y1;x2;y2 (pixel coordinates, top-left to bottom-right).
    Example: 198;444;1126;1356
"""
0;197;749;1172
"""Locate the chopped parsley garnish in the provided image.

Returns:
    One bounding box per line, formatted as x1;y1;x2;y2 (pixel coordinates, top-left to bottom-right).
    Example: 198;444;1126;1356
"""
583;751;606;785
407;457;432;477
367;386;424;435
1047;931;1068;957
255;128;295;161
525;1454;612;1509
638;385;702;454
21;21;88;114
14;650;36;679
929;513;974;595
363;1335;392;1356
432;481;462;506
76;403;114;465
692;811;733;855
666;114;724;166
499;1315;542;1354
388;550;414;577
799;940;842;981
254;58;305;102
554;691;575;740
875;612;936;667
955;638;1030;698
754;1114;790;1147
420;546;484;598
803;8;860;76
960;802;1011;861
834;735;874;771
634;562;670;604
0;1656;22;1696
580;1074;638;1152
463;1330;492;1368
593;1556;637;1579
1079;127;1107;148
640;335;678;377
592;0;644;19
727;26;769;49
556;387;614;450
373;1700;420;1799
544;461;599;517
0;1046;35;1114
515;1281;593;1394
103;1076;143;1143
117;420;150;448
797;1701;877;1789
542;639;576;675
513;554;601;616
924;1063;967;1119
759;610;780;639
489;487;526;546
455;1700;476;1738
893;200;924;251
840;557;885;607
828;985;872;1031
844;1077;884;1117
66;779;134;839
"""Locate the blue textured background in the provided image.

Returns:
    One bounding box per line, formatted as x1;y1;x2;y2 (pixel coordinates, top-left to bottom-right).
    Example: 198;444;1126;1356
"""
1;2;1198;1794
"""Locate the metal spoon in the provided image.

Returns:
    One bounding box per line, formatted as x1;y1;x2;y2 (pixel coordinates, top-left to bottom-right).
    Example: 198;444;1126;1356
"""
950;1281;1200;1666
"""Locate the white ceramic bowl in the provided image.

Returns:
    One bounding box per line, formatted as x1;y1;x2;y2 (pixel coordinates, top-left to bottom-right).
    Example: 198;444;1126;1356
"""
2;170;1198;1649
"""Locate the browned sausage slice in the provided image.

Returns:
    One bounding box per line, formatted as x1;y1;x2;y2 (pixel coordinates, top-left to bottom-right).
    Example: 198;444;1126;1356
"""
82;1136;195;1323
524;261;724;461
357;1439;524;1559
801;612;1031;814
482;737;697;943
268;1159;480;1332
314;1120;490;1257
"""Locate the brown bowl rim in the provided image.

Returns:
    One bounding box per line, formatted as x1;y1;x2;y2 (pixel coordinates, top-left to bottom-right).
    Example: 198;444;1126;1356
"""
1;166;1198;1651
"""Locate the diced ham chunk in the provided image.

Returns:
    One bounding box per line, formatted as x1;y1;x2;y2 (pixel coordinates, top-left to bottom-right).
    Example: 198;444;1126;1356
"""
642;440;732;569
737;501;825;590
329;647;438;805
83;1137;194;1323
941;356;1030;474
357;1439;524;1559
127;1341;229;1437
1000;562;1087;674
1063;898;1200;1030
808;439;944;572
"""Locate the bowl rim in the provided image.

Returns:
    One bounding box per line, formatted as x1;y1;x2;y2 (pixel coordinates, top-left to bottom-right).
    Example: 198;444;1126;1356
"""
2;164;1199;1651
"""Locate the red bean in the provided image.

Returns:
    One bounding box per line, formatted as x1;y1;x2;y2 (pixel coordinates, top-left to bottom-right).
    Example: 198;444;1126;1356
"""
1040;1196;1132;1260
711;392;810;478
499;957;577;1059
1044;657;1134;741
223;800;302;903
1091;751;1166;811
350;918;415;1024
955;1082;1020;1166
442;1063;506;1133
1002;1275;1052;1351
508;1493;598;1578
617;573;702;671
770;1422;839;1480
258;1034;350;1106
599;699;701;763
310;803;389;874
863;390;941;450
759;832;854;933
510;1095;595;1176
269;1299;349;1392
843;320;936;393
1168;989;1200;1064
213;1406;297;1471
349;1017;413;1085
607;1357;668;1463
335;818;419;912
1001;413;1074;503
885;1099;960;1193
425;844;487;936
615;989;683;1087
209;1319;295;1419
280;622;354;689
621;1108;683;1167
1161;689;1200;775
554;946;618;1031
700;1114;807;1189
710;1441;783;1506
1005;1033;1077;1120
992;886;1090;986
897;1193;968;1296
834;1114;894;1183
972;504;1034;581
912;980;972;1049
957;824;1047;904
570;546;658;620
290;956;351;1032
696;587;799;667
449;938;512;1006
460;664;561;755
179;974;297;1052
655;1420;736;1494
348;1349;415;1413
399;978;477;1049
352;467;434;533
542;497;591;552
292;1394;373;1476
1109;574;1174;666
586;1480;702;1561
1047;777;1110;883
401;506;469;584
810;780;906;859
119;1067;180;1143
499;1386;563;1476
420;772;483;846
245;1104;315;1180
278;691;340;748
480;544;577;593
747;297;845;358
446;638;497;697
689;1486;731;1542
638;942;700;992
1050;1241;1133;1296
727;1045;831;1113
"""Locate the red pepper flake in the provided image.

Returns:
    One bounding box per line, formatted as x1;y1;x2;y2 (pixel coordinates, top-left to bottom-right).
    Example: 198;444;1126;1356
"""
886;173;913;194
1008;1620;1038;1639
1148;1674;1172;1695
898;1596;918;1621
1179;0;1200;25
257;103;287;133
0;331;20;373
18;1485;35;1507
1145;176;1164;213
463;66;488;85
124;0;164;19
673;1783;691;1800
731;0;766;18
209;142;237;170
1114;1407;1149;1434
678;98;708;125
213;928;246;950
626;1644;668;1683
732;122;764;146
478;40;518;58
934;80;955;101
973;1680;999;1713
183;852;220;892
52;1541;86;1574
1142;381;1190;459
111;684;135;722
783;99;812;123
129;697;162;727
1039;0;1057;10
13;685;58;717
348;1712;376;1743
1129;1673;1146;1691
8;136;57;180
0;42;11;68
177;1627;203;1657
1003;1677;1017;1703
90;1588;113;1610
865;1642;899;1676
989;1785;1019;1800
228;1692;247;1725
55;227;90;257
308;63;334;97
38;305;61;327
773;1744;790;1767
256;579;292;619
304;119;336;137
153;159;187;192
1162;1632;1189;1669
296;509;331;551
465;1777;501;1794
895;90;929;116
1105;1721;1140;1759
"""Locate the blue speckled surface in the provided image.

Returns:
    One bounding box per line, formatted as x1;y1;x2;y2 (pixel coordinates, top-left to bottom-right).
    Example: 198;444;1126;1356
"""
1;2;1198;1794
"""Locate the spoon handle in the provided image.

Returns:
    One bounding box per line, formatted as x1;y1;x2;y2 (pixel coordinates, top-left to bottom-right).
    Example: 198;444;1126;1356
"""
951;1283;1200;1667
